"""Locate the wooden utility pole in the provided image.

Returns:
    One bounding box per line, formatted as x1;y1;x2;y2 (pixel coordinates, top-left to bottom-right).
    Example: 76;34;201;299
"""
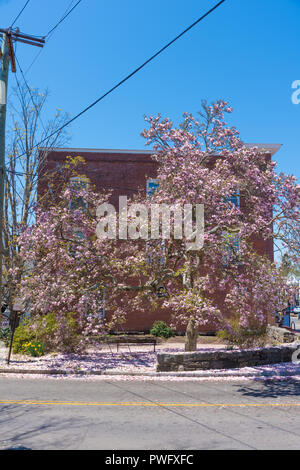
0;28;44;334
0;32;9;326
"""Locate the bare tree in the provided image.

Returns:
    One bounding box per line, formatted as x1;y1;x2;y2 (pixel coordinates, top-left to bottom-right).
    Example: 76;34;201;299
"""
2;83;70;325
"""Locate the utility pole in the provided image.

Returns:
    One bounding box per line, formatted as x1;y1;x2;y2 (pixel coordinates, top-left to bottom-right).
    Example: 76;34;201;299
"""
0;32;9;327
0;28;44;338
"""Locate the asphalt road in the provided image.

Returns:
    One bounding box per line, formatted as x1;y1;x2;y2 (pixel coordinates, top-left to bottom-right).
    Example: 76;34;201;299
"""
0;377;300;450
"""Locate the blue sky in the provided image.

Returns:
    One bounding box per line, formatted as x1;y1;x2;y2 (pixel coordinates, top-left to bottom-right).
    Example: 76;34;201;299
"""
1;0;300;178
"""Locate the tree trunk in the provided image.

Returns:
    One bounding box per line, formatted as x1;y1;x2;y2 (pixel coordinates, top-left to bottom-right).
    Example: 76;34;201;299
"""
185;318;198;351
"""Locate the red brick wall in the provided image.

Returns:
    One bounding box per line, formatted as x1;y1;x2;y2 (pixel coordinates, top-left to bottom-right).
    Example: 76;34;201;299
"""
38;149;158;209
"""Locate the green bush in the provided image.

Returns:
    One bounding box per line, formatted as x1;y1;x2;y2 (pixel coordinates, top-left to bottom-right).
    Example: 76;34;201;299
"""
12;319;36;354
23;341;45;357
34;313;58;351
0;327;11;347
12;311;99;354
12;314;57;354
54;312;83;353
13;312;85;354
217;317;267;348
150;321;175;338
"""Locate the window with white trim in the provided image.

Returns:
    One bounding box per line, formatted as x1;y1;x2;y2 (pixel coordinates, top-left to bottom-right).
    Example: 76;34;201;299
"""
222;189;241;265
146;178;159;197
69;176;89;211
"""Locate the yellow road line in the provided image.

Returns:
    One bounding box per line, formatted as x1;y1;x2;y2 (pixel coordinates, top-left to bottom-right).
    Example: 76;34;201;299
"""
0;400;300;407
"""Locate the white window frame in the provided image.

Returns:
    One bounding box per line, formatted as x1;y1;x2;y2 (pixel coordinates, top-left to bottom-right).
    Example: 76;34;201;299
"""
69;176;89;211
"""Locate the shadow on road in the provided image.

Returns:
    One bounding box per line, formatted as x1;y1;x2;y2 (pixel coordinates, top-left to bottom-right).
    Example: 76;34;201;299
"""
0;403;89;450
235;378;300;399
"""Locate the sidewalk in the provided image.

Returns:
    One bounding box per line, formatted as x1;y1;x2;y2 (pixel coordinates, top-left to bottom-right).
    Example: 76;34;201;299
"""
1;339;300;381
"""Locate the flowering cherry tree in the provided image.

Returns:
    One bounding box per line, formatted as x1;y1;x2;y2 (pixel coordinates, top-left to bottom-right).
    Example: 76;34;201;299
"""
123;100;299;350
13;157;128;352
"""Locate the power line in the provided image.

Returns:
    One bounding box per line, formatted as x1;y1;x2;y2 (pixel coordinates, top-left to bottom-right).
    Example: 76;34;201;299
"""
15;0;227;161
24;0;82;76
14;52;47;133
4;172;25;203
10;0;30;28
45;0;82;38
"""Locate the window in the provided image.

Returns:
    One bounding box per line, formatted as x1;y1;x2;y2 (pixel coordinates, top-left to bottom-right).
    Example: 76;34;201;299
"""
156;285;167;298
146;178;159;197
222;189;241;265
145;240;166;266
146;179;158;265
222;231;240;265
145;179;166;267
69;176;89;211
67;178;89;257
224;189;240;209
84;286;106;318
99;288;106;319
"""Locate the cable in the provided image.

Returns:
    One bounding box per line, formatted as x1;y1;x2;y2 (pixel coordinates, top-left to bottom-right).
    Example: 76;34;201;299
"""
15;0;227;161
4;172;26;205
14;53;47;134
45;0;82;38
8;57;45;176
10;0;30;28
24;0;82;75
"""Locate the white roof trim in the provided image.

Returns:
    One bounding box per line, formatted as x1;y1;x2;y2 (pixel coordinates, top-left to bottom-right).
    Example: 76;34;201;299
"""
39;147;154;154
40;143;282;157
244;143;282;156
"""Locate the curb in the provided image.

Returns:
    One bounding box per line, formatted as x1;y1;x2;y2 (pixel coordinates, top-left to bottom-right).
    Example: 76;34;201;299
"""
0;367;299;379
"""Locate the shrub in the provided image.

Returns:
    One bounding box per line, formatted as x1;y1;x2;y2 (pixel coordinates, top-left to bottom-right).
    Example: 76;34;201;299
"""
13;312;84;354
217;317;268;348
49;312;83;353
0;327;11;347
33;312;58;352
150;321;175;338
23;341;45;357
12;314;57;354
12;319;36;354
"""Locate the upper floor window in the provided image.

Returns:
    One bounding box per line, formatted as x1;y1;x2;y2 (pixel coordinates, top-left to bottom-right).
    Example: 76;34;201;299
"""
69;176;89;211
222;189;241;265
224;189;240;209
146;179;159;197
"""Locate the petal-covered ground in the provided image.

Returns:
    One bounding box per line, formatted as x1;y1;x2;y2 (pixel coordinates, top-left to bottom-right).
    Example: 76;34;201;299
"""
1;341;300;381
0;343;208;373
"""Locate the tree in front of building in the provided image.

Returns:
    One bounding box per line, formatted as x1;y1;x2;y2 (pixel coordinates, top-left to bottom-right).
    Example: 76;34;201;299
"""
12;157;127;352
120;100;299;350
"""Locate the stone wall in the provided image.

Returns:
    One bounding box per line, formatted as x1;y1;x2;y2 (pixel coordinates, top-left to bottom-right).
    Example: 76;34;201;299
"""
266;325;299;343
156;343;300;372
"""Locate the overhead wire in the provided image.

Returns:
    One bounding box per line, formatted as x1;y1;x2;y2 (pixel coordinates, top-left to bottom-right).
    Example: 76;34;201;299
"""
10;0;30;28
45;0;82;38
14;0;227;161
24;0;82;76
14;53;47;134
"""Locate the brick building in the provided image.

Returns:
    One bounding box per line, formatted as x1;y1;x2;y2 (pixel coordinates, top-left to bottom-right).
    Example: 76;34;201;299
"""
38;144;281;332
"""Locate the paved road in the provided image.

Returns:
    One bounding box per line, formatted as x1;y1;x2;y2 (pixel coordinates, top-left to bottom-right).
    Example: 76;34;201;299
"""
0;377;300;450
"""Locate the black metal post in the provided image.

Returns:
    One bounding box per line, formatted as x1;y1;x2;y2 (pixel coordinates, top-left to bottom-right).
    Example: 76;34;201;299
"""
7;311;17;365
